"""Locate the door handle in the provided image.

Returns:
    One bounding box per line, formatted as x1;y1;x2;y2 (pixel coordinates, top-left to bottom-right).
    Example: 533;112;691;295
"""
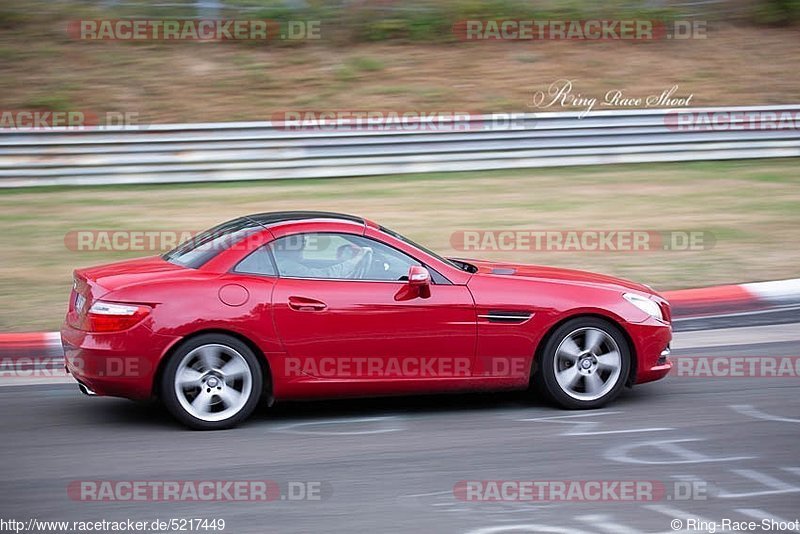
288;296;327;311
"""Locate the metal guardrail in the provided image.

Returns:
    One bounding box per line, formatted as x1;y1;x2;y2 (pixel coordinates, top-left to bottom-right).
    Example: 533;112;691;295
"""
1;105;798;188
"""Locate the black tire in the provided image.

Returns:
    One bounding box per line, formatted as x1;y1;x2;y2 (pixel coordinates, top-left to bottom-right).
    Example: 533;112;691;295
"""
160;334;263;430
533;317;630;409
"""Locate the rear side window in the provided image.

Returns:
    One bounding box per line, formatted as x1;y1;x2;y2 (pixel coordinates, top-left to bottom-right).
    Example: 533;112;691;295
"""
233;246;277;276
163;218;262;269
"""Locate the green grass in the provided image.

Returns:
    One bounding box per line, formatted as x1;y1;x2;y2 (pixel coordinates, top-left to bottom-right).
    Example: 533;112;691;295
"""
21;94;76;112
348;56;385;72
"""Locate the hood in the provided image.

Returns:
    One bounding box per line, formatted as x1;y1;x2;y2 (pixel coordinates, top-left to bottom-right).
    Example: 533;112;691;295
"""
461;258;656;295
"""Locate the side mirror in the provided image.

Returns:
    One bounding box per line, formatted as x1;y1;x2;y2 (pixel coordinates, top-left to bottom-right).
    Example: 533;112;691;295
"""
407;265;430;286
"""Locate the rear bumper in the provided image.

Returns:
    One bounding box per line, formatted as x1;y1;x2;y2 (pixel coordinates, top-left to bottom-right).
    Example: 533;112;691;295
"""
60;322;180;399
628;317;672;384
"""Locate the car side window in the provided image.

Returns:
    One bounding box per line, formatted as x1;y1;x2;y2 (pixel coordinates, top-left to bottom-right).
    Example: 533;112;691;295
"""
233;246;277;276
269;232;420;281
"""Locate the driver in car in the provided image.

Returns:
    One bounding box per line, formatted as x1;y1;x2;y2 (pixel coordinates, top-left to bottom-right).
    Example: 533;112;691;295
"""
273;236;371;279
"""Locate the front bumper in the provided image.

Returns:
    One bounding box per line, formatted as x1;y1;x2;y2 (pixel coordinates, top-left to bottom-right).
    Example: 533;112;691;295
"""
627;317;672;384
60;322;180;399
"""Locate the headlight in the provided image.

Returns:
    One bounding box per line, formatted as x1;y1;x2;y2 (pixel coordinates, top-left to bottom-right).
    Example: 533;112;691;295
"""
623;293;663;320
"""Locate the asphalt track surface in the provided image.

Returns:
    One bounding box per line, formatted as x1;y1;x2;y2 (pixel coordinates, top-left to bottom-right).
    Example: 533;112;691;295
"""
1;323;799;534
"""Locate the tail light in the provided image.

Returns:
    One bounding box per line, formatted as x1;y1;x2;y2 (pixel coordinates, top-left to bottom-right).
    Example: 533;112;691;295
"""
78;301;151;332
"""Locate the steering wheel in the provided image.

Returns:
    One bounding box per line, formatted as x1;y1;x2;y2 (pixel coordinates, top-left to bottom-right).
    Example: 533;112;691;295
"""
352;247;373;279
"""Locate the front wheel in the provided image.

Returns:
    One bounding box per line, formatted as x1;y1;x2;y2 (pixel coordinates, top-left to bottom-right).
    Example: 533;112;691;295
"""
535;317;630;409
161;334;263;430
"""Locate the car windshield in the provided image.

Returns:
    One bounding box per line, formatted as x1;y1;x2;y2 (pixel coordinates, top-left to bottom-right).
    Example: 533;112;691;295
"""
379;225;474;272
163;218;263;269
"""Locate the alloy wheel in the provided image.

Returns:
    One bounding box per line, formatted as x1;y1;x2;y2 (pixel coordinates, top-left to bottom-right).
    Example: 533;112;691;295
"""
553;327;622;401
173;343;253;422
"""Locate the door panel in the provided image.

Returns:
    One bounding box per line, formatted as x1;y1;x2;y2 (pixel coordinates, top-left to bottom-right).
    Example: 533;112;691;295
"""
272;278;476;392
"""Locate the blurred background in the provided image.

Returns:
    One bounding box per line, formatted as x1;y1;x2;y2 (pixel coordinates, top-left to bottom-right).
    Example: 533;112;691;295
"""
0;0;798;332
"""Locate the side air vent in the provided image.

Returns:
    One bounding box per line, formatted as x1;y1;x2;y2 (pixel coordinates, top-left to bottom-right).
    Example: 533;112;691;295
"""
478;310;533;324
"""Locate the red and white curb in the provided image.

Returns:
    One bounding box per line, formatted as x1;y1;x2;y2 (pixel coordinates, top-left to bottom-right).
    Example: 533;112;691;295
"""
0;332;66;383
664;277;800;317
0;331;62;358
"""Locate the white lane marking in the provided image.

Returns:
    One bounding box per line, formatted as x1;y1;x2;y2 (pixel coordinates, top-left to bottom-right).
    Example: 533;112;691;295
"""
577;514;643;534
606;438;754;465
400;489;555;516
673;322;800;349
518;411;622;419
717;469;800;498
737;509;800;532
270;416;403;435
731;404;800;424
466;525;594;534
516;411;671;436
572;428;672;436
673;303;800;322
0;377;73;387
404;490;452;498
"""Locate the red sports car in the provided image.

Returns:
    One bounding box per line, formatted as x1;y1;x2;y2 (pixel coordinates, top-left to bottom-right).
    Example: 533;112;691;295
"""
62;212;672;429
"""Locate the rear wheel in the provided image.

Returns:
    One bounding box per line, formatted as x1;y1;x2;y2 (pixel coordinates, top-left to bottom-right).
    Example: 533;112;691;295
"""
161;334;263;430
534;317;630;409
